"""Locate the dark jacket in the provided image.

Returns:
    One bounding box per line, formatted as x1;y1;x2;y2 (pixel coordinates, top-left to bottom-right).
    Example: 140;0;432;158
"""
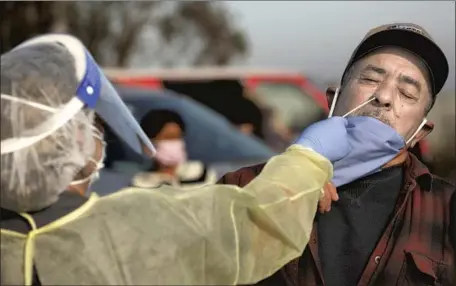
218;153;455;286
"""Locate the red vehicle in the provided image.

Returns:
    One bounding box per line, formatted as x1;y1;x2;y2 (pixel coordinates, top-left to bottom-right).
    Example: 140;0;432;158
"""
104;67;429;160
105;67;327;133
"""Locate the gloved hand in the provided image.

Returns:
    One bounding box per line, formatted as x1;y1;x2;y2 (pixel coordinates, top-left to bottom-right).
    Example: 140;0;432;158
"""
294;116;351;162
331;116;404;187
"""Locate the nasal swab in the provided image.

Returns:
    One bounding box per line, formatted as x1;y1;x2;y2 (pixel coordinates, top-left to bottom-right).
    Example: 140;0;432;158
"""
342;96;376;118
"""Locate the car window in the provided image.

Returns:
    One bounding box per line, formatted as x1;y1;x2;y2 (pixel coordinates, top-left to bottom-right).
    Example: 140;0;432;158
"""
103;86;275;174
255;83;325;132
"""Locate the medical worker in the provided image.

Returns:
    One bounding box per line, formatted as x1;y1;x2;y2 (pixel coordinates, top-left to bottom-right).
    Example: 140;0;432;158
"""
1;34;348;285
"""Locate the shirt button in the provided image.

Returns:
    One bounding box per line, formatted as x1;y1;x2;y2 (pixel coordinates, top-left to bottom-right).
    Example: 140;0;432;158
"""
374;256;381;264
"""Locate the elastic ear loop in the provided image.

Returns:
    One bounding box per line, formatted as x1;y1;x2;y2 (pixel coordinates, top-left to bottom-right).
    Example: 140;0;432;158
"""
327;88;340;118
342;96;376;118
68;157;104;186
405;118;428;145
69;130;106;186
340;95;426;144
328;88;378;118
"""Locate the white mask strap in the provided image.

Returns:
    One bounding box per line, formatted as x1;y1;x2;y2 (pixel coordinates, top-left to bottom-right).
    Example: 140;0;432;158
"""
1;93;85;155
405;118;428;145
69;151;105;186
328;88;340;118
69;173;94;186
342;96;376;118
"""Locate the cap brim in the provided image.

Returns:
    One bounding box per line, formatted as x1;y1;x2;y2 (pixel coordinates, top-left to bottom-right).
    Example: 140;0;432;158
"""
95;72;156;157
352;29;449;95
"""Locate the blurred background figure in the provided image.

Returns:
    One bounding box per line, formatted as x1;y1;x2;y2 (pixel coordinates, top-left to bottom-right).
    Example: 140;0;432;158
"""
132;109;217;189
224;96;294;151
225;97;264;138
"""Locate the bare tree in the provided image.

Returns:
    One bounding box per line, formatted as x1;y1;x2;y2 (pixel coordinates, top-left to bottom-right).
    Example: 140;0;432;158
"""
0;1;249;67
0;2;54;53
155;2;248;66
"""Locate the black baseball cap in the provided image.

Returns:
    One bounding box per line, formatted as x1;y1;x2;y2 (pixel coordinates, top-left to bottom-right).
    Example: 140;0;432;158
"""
341;23;449;97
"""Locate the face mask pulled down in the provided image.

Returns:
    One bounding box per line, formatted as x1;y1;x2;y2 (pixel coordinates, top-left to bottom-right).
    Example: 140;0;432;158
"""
327;88;427;187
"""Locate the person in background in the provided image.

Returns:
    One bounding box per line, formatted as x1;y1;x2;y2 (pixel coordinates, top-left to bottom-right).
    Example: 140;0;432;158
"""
131;109;217;189
228;98;264;138
226;96;292;151
261;106;295;151
243;89;295;151
217;23;455;286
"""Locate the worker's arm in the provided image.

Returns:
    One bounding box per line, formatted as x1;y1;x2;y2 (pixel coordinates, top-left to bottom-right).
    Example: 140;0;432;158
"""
119;145;332;285
112;117;349;285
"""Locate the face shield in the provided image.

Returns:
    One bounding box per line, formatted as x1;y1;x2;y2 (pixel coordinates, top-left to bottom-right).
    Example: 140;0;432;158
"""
0;34;155;157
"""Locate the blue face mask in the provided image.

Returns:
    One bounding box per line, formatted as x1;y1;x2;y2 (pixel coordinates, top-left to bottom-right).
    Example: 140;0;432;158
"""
331;116;405;187
328;88;428;187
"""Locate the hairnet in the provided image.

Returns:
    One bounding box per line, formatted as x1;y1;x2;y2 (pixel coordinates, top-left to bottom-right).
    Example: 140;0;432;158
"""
0;44;95;212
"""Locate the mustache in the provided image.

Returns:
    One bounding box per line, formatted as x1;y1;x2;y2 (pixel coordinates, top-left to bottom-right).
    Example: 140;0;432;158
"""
352;109;392;126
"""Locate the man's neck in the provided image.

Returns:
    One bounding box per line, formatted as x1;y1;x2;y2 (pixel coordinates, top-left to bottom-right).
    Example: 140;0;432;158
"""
383;150;408;168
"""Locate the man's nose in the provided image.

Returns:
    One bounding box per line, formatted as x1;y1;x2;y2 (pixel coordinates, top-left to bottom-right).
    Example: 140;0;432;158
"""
372;84;394;109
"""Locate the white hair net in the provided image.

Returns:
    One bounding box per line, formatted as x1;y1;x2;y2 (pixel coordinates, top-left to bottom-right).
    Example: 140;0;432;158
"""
0;43;95;212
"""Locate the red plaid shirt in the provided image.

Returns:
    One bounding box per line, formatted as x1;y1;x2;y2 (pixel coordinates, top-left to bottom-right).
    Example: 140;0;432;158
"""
218;153;455;286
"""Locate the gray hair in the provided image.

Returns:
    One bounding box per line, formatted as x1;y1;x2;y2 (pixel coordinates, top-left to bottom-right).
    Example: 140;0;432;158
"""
1;43;95;212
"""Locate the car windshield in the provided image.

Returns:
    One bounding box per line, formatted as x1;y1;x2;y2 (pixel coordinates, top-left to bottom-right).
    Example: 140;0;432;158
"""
254;82;325;132
93;86;276;194
104;86;275;169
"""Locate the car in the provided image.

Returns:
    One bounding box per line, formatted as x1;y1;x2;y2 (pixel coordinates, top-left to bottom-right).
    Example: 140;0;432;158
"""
104;67;328;141
92;86;276;195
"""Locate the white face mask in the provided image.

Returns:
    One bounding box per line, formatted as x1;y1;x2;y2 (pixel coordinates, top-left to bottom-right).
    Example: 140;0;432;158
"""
69;127;106;187
154;139;187;167
328;87;428;145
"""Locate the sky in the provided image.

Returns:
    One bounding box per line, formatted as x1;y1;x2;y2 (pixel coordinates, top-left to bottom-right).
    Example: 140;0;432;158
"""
225;1;455;91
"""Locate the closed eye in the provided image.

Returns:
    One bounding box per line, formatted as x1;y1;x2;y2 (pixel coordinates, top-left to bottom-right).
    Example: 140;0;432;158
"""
399;89;416;100
360;77;379;84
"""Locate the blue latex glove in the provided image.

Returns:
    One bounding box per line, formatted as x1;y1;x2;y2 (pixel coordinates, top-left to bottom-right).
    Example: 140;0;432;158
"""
331;116;404;187
294;116;350;162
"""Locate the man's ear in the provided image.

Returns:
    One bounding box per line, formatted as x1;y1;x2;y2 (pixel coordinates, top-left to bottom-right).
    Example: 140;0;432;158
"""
410;120;433;147
326;86;337;111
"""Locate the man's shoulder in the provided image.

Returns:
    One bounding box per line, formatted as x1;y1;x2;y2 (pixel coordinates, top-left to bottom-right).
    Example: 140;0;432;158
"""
416;172;455;219
408;153;455;195
429;174;455;196
217;162;267;187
